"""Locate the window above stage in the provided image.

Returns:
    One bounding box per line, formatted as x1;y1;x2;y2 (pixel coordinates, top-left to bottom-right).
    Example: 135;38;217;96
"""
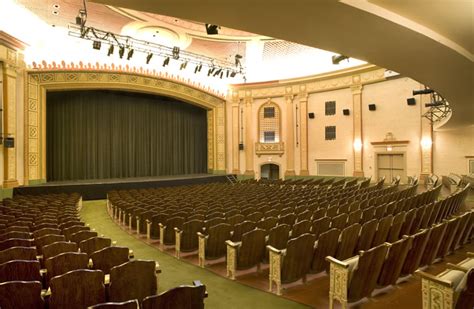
325;101;336;116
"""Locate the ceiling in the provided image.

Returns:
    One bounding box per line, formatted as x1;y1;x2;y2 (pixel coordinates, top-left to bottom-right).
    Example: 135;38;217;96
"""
86;0;473;129
4;0;473;128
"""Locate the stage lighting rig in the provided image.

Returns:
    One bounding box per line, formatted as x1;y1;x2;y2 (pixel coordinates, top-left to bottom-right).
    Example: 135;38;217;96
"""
332;54;349;65
412;87;452;123
205;24;220;35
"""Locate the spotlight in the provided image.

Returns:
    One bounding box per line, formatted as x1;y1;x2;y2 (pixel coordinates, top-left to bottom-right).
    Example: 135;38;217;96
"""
213;68;222;77
163;57;170;67
205;24;219;35
146;53;153;64
75;15;83;26
235;54;243;67
107;45;114;56
92;41;101;50
230;71;237;78
118;46;125;59
208;67;215;76
413;89;435;95
332;54;349;64
194;64;202;74
172;47;180;60
127;49;134;60
226;70;230;78
179;61;188;70
219;71;223;79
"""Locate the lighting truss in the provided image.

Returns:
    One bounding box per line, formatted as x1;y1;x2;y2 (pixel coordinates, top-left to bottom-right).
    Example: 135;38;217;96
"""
422;92;452;123
68;23;245;78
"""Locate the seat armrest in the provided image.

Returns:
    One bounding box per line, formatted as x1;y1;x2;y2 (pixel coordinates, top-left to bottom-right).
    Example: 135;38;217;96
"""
326;256;350;269
226;240;242;248
197;232;208;239
128;249;134;259
415;270;454;288
174;227;182;234
267;245;283;255
155;261;161;274
446;263;469;272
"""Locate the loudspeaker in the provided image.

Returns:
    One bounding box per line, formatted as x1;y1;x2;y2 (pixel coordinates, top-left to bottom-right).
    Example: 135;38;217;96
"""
308;112;315;119
368;104;376;111
343;109;350;116
407;98;416;105
238;143;244;150
4;137;14;148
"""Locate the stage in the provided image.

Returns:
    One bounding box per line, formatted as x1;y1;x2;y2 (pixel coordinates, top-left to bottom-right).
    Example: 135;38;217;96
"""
13;174;232;200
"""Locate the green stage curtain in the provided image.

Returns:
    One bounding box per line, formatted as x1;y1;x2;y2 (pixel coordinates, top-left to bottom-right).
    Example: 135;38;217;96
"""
46;90;208;181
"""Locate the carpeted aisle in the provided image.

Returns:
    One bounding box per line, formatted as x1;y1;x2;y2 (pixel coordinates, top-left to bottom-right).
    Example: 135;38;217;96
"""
80;200;309;309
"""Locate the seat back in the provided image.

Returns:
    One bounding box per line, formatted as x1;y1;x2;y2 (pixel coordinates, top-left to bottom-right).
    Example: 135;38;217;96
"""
420;222;448;266
49;269;105;309
0;246;37;264
90;246;130;274
311;216;331;238
32;228;61;239
206;223;232;259
90;299;139;309
180;220;204;252
291;220;312;238
109;260;157;303
401;229;430;275
63;225;90;240
336;223;361;260
42;241;78;261
79;237;112;256
399;208;416;237
311;228;341;273
142;283;206;309
377;236;413;286
163;216;185;245
437;217;461;258
0;260;41;282
45;252;89;284
231;221;256;242
0;281;44;309
387;212;406;242
0;231;31;241
236;229;266;269
371;215;393;247
35;234;66;255
330;213;348;230
0;238;34;251
356;219;377;252
281;233;316;284
348;244;389;302
70;230;98;244
256;217;278;232
455;269;474;309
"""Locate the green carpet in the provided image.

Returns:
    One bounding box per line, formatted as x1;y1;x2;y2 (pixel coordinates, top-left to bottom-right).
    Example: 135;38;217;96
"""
80;200;309;309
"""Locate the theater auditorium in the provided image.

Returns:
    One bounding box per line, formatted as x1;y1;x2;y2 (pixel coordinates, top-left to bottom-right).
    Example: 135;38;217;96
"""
0;0;473;308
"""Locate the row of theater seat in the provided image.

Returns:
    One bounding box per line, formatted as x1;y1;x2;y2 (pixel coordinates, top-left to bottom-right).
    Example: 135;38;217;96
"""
108;178;472;305
0;193;207;309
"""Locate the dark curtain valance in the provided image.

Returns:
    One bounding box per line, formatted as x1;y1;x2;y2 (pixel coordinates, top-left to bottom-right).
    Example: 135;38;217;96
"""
47;90;207;181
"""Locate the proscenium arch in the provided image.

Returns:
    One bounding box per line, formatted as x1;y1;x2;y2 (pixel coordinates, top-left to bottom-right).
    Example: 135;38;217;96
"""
25;70;227;184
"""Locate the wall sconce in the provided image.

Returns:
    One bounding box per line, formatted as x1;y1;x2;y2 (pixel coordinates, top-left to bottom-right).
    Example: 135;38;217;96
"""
421;137;432;149
386;145;393;152
353;139;362;151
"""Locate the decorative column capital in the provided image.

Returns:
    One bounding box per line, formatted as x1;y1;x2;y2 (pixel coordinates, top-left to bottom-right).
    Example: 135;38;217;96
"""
350;84;363;94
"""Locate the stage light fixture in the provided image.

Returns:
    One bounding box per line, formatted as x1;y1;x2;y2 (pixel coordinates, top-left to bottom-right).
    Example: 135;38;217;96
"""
230;71;237;78
208;67;215;76
146;53;153;64
235;54;243;67
220;71;224;79
213;68;222;77
179;61;188;70
413;89;435;95
127;49;134;60
163;57;170;67
172;46;180;59
107;45;114;56
332;54;349;65
118;46;125;59
92;40;101;50
205;24;219;35
226;70;230;78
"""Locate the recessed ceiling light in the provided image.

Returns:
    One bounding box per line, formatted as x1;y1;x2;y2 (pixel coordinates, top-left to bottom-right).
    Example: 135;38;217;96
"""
52;11;59;15
53;4;60;9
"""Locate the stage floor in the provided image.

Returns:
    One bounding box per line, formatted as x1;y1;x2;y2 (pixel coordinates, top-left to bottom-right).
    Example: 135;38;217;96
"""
13;174;231;200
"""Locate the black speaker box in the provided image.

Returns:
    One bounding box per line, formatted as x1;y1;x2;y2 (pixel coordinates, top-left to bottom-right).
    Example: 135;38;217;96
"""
407;98;416;105
308;112;315;119
343;109;350;116
238;143;244;150
368;104;376;111
4;137;14;148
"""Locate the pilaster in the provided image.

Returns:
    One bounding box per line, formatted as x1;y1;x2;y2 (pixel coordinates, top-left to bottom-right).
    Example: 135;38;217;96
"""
299;85;309;176
420;88;433;181
231;93;240;174
285;87;295;177
351;83;364;177
244;91;254;177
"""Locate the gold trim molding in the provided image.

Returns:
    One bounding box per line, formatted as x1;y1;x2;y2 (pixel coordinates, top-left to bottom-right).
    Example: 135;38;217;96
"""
25;69;226;183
